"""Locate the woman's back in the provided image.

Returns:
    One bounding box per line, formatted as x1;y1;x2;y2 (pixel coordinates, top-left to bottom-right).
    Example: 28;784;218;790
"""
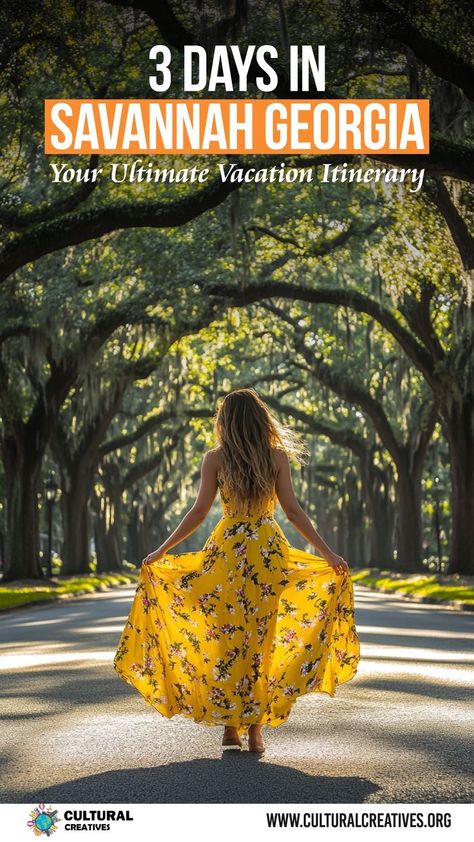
214;445;280;519
217;471;277;519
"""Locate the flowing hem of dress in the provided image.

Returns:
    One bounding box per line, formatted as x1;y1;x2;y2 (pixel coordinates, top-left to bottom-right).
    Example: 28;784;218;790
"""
114;661;359;735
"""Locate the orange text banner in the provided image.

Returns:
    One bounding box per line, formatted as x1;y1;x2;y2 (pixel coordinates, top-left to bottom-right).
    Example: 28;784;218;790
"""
44;99;429;155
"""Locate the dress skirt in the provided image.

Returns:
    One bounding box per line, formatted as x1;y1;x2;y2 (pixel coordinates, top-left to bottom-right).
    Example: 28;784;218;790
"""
113;507;360;735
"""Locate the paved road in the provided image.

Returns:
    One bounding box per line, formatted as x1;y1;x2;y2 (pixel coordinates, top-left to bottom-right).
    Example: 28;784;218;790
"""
0;584;473;803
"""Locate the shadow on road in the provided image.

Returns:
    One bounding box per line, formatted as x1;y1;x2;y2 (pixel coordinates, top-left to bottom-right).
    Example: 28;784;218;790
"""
359;676;473;702
8;757;380;803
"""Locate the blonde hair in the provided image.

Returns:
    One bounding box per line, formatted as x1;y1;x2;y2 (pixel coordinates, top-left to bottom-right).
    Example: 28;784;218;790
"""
213;388;308;508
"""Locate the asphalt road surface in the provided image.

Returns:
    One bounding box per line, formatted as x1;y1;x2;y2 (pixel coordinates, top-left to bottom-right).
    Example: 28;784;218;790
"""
0;584;473;803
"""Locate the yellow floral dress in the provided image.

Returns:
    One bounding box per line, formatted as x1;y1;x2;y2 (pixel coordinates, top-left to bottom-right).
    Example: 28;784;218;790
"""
113;476;360;735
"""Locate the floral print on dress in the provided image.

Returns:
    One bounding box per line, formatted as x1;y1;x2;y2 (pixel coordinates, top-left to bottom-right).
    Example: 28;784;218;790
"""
113;475;360;735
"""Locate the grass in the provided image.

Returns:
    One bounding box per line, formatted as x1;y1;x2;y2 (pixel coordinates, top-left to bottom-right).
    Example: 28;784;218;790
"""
0;571;140;610
3;567;473;611
351;568;474;604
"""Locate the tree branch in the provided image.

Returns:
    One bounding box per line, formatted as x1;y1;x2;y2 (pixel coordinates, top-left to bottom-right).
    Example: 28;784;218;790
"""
100;406;212;456
0;176;239;284
426;177;474;271
399;281;446;362
261;394;369;458
0;155;101;231
203;279;437;382
361;0;474;102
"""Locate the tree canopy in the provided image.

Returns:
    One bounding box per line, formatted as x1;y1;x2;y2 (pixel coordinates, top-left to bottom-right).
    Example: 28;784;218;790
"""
0;0;472;580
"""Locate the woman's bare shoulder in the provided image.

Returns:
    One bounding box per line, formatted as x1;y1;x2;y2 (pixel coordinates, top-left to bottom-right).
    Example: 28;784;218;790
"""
206;446;222;456
204;447;222;468
272;448;289;472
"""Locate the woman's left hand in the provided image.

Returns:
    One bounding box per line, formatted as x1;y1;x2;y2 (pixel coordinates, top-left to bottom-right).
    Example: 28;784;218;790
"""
326;552;350;575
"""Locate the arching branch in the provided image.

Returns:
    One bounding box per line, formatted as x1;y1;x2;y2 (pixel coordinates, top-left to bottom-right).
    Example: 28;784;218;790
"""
203;279;437;383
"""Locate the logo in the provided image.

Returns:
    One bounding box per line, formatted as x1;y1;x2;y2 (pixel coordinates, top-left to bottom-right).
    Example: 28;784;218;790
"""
27;803;61;836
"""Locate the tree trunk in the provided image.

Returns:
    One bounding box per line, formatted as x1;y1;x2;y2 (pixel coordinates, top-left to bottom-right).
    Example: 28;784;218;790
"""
1;355;82;581
60;466;93;575
93;492;123;572
126;502;151;565
369;497;394;568
126;511;141;565
345;505;360;565
359;456;394;568
335;505;345;555
394;461;423;572
2;433;44;581
344;472;364;566
442;401;474;574
133;514;154;564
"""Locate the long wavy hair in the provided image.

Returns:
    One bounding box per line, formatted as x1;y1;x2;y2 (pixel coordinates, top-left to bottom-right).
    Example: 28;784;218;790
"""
213;388;308;508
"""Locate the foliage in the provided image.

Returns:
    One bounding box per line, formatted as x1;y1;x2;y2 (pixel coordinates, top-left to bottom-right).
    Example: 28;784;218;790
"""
0;0;473;580
351;568;474;604
0;571;139;610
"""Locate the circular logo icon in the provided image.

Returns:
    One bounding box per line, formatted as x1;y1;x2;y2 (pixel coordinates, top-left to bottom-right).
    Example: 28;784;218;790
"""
27;803;61;836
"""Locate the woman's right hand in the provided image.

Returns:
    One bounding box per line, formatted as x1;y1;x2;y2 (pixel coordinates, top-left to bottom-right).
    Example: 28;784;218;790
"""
141;548;165;566
325;552;350;575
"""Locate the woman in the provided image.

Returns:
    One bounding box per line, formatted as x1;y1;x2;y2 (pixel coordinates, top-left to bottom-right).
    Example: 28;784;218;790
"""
113;388;359;753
